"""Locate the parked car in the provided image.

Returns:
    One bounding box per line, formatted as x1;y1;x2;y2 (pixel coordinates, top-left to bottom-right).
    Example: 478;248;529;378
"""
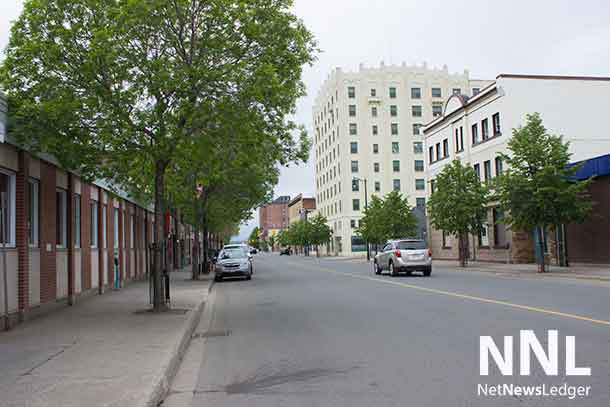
215;247;253;281
279;247;292;256
373;239;432;277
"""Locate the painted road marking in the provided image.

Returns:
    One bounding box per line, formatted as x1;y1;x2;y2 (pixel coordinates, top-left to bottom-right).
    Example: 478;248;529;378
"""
280;258;610;327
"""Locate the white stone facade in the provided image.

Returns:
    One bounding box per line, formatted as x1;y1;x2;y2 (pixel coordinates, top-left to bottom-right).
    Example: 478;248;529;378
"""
312;63;491;256
423;74;610;263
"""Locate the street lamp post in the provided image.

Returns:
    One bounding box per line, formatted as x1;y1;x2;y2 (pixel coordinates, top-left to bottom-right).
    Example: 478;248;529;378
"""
353;176;370;261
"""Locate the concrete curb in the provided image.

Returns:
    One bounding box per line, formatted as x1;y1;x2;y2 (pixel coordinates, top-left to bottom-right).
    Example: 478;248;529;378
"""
144;278;215;407
442;266;610;283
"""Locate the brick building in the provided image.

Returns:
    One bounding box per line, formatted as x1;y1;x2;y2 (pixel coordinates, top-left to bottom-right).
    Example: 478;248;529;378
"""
287;194;316;224
0;93;199;329
259;196;290;239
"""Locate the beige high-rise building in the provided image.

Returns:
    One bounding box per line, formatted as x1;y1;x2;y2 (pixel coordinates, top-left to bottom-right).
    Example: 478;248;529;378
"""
312;62;491;256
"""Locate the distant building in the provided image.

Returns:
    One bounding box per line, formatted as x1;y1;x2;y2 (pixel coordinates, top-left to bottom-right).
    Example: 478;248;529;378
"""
423;74;610;264
313;62;491;256
259;196;291;239
288;194;316;224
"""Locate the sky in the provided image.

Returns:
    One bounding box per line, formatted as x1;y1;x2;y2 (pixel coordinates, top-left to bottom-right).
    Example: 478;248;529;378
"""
2;0;610;241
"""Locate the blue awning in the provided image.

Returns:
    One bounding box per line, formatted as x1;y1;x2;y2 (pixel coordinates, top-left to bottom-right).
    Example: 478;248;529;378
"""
571;153;610;180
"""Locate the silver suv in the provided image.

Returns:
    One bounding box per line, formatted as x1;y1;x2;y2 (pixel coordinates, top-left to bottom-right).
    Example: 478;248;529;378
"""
373;239;432;277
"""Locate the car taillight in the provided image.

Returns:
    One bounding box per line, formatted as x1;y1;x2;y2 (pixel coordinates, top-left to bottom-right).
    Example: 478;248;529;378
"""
428;249;432;257
395;250;402;257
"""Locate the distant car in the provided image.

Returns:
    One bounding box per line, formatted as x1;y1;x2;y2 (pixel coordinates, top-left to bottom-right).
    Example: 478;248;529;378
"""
373;239;432;277
279;247;291;256
215;247;253;281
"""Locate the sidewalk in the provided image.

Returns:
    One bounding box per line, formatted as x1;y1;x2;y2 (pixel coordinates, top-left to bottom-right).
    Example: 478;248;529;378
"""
0;269;214;407
434;260;610;282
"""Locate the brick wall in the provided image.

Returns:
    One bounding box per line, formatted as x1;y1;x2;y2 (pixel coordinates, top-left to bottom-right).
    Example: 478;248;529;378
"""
107;199;115;287
16;151;29;313
39;162;56;304
81;184;91;291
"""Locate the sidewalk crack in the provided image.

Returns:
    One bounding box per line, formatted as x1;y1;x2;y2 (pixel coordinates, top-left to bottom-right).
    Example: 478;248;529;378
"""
21;341;77;376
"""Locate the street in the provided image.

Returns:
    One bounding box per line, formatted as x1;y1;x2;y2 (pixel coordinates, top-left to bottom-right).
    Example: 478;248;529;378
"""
166;254;610;407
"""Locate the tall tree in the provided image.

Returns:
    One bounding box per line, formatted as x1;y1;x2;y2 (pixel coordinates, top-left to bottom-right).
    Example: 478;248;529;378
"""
427;160;489;267
1;0;316;310
309;213;332;257
248;227;261;249
357;191;417;248
495;113;592;272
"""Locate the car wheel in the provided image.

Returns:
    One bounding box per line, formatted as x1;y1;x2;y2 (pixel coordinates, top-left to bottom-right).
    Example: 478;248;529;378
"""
246;273;252;280
405;270;412;277
389;261;397;277
423;267;432;277
373;261;381;275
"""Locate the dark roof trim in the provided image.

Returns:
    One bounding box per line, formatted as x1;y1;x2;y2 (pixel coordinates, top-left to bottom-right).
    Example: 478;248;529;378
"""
497;74;610;81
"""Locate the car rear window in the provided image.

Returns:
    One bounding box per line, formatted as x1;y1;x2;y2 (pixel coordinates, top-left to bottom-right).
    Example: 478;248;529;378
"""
396;241;427;250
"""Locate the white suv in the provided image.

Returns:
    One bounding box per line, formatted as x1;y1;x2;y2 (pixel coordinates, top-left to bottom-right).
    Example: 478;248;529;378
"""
373;239;432;277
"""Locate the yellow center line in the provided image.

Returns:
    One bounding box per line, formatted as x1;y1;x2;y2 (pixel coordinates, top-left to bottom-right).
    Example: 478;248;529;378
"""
282;259;610;327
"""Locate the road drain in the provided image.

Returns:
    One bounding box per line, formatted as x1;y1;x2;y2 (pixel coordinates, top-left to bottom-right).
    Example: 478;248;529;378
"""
192;329;232;339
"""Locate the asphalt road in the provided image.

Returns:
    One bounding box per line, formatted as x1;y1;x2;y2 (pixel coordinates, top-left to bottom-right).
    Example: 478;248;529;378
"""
168;253;610;407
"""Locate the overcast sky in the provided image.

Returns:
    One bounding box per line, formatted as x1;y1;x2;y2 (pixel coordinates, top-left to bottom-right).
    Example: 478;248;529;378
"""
2;1;610;240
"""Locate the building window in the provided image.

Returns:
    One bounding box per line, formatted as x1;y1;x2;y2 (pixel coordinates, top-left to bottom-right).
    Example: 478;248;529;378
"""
472;88;480;96
416;197;426;209
472;123;479;144
459;127;464;151
130;215;135;249
349;123;357;135
495;156;503;176
452;88;461;95
350;219;356;228
482;118;489;140
392;160;400;172
430;179;436;194
348;86;355;98
492;112;501;136
352;179;359;192
375;181;381;192
484;160;492;183
372;106;378;117
350;142;358;154
349;105;356;117
352;199;360;211
373;143;379;154
391;123;398;135
370;88;377;97
390;105;398;117
0;170;16;247
411;87;421;99
374;162;380;173
478;224;489;247
435;142;441;161
392;142;399;154
74;194;81;248
351;160;359;173
443;139;449;158
429;146;434;164
493;208;507;247
389;87;397;98
102;205;107;249
413;142;423;154
415;179;425;191
393;179;401;191
431;87;442;98
28;178;39;246
372;125;378;135
412;105;422;117
473;164;481;181
414;160;424;172
432;102;443;117
114;208;120;249
90;201;99;248
412;123;422;135
56;188;68;248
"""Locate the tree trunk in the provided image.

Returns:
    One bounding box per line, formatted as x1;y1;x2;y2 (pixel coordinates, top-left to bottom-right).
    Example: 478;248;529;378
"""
192;228;199;280
458;232;469;267
152;160;168;311
537;226;546;273
202;211;209;274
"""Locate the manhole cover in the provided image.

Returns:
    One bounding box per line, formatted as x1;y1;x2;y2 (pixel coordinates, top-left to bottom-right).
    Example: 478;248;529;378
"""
192;329;232;339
